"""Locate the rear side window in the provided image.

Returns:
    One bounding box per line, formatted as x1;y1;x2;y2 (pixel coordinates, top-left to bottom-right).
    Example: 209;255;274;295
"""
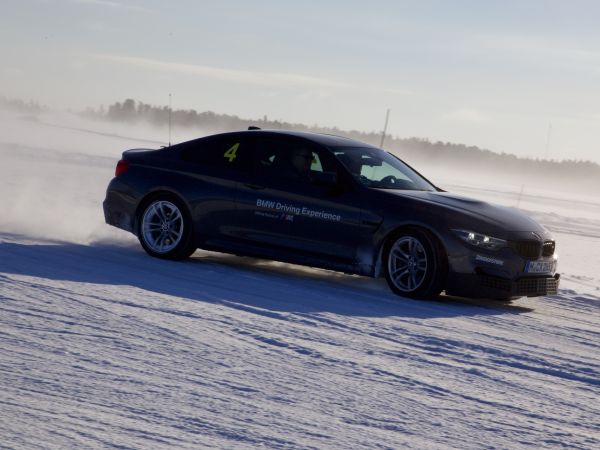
181;136;251;170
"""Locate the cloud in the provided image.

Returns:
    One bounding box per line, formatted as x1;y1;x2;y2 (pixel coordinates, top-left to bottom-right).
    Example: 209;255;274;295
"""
379;87;414;96
479;32;599;66
71;0;154;13
2;67;24;77
93;54;413;96
94;54;353;89
443;108;489;123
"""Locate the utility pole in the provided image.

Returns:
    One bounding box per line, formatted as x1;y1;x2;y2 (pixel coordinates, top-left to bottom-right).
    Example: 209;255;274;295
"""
379;108;390;148
516;184;525;209
544;122;552;159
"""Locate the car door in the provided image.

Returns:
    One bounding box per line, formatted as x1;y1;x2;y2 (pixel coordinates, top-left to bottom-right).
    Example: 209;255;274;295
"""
177;133;253;242
235;136;365;264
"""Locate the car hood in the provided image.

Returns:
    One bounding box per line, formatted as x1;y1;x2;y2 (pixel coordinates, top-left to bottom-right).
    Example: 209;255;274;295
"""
382;190;548;238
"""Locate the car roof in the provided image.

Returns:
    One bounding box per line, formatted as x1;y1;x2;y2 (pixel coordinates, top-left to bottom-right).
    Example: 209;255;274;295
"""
246;130;365;147
173;129;378;149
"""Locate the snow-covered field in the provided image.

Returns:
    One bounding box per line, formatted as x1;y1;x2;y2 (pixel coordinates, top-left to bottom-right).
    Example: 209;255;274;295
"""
1;111;599;449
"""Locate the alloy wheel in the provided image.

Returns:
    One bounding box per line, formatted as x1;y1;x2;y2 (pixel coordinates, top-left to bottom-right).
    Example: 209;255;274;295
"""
388;236;428;292
141;200;184;254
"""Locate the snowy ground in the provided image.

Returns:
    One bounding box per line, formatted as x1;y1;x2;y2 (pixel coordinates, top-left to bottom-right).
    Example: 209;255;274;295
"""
1;111;599;449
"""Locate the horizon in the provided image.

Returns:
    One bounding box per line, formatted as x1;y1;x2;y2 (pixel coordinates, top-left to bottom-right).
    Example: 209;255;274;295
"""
4;96;600;172
2;0;600;163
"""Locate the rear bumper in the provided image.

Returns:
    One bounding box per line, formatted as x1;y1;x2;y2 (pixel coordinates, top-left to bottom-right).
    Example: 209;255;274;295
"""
103;193;136;233
445;272;560;299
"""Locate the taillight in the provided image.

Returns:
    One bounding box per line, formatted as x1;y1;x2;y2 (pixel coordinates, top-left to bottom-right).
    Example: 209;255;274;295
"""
115;159;129;177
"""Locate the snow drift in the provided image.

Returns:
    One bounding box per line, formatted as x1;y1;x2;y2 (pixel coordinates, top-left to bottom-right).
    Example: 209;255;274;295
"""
1;110;599;449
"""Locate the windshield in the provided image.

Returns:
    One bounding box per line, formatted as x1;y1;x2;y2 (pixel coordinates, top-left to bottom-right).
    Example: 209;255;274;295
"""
332;147;436;191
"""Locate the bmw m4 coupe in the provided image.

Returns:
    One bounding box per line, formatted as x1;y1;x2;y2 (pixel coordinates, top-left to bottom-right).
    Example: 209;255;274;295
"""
103;129;559;300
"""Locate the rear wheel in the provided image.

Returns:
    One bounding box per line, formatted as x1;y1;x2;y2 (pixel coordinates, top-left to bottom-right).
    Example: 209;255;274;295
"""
384;228;446;299
138;196;196;260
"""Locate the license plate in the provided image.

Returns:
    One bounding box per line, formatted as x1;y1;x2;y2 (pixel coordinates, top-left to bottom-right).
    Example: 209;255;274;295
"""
525;260;555;273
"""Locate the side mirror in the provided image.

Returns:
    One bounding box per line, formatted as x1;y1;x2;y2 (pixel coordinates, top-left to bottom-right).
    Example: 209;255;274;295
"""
310;171;338;187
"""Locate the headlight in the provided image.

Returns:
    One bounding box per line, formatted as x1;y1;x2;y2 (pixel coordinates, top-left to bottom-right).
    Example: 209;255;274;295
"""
452;229;507;250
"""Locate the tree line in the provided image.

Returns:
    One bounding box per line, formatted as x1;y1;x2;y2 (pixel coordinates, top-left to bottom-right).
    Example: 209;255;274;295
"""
82;98;600;182
0;96;46;114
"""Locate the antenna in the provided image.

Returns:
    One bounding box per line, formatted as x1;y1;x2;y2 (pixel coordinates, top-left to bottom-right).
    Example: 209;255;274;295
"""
168;93;172;147
379;108;390;148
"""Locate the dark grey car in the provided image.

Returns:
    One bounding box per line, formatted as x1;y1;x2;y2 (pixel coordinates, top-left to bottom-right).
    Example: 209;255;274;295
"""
103;129;559;300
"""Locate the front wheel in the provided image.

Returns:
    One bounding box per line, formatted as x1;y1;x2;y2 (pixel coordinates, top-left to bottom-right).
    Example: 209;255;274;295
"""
384;228;446;299
138;197;196;260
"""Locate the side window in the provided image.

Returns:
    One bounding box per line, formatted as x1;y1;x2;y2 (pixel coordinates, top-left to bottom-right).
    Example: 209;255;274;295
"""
181;136;250;170
254;138;330;181
255;138;282;174
362;161;411;182
310;152;324;172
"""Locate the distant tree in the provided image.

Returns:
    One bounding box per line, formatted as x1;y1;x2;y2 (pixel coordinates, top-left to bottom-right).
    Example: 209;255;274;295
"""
90;98;600;182
0;96;46;114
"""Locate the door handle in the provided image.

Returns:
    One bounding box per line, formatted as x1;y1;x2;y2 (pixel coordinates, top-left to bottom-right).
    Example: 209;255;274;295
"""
244;183;265;190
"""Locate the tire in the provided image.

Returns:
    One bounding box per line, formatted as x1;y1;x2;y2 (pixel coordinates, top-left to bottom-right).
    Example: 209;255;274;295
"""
137;195;196;260
384;228;447;299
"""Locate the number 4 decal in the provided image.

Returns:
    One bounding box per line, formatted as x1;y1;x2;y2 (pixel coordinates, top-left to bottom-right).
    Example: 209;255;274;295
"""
223;143;240;162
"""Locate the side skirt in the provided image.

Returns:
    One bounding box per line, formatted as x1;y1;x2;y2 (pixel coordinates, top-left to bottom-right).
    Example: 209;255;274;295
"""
198;238;370;276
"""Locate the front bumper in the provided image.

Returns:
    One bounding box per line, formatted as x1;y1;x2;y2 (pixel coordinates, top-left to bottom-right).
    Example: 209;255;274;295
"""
445;272;560;299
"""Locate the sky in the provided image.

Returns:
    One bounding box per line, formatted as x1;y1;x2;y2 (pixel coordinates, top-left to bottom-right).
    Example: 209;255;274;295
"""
1;0;600;162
